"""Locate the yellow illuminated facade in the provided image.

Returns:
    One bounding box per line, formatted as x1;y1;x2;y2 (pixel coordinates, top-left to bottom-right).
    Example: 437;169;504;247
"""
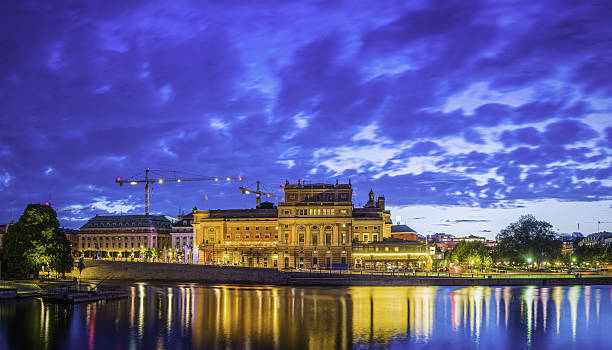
193;180;392;268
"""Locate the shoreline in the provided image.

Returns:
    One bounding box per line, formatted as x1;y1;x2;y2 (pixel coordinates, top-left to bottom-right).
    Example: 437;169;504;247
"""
65;260;612;287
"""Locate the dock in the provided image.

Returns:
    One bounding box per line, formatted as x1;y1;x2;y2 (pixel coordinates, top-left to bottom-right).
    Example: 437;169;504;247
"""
42;289;128;303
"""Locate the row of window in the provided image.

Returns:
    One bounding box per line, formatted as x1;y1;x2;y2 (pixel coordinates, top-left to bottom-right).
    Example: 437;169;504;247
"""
353;233;379;242
81;242;162;249
230;226;278;231
283;208;349;216
175;237;193;248
81;236;152;241
225;234;279;240
353;226;378;230
287;193;349;202
217;255;348;268
353;245;425;253
292;233;347;245
87;222;172;228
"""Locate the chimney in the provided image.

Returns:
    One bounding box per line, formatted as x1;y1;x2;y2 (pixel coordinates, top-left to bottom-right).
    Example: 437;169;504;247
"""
377;196;385;210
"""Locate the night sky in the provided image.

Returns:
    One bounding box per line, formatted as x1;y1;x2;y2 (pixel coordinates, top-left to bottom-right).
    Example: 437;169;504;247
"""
1;0;611;237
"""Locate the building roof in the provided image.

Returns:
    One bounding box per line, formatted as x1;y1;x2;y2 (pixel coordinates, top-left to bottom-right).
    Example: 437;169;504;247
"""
391;224;416;233
582;231;612;243
173;213;194;227
80;215;173;229
283;182;351;189
208;208;278;219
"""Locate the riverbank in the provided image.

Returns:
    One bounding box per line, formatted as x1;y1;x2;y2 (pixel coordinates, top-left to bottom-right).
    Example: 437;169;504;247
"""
66;260;612;287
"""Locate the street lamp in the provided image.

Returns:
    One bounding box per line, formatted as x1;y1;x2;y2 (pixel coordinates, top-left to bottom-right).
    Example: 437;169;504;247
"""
527;258;532;272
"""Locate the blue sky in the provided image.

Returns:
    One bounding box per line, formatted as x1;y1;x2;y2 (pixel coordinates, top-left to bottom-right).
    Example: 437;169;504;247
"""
0;0;611;237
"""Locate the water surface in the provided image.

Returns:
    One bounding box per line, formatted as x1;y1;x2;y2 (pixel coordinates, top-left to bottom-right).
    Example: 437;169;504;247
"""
0;283;610;349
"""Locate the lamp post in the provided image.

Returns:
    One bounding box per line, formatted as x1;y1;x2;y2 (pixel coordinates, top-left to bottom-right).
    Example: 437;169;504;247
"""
527;258;532;273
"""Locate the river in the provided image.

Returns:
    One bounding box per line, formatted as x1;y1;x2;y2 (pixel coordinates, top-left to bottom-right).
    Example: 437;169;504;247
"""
0;283;610;349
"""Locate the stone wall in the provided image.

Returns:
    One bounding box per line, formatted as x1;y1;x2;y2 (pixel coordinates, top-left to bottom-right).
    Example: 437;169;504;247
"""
70;260;288;284
71;260;612;286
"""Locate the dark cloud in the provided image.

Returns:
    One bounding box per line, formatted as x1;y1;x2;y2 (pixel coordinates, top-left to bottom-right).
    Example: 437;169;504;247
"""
544;120;598;144
0;0;610;228
500;127;542;147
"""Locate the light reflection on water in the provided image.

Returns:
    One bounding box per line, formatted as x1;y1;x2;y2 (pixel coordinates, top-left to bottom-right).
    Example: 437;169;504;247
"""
0;284;611;349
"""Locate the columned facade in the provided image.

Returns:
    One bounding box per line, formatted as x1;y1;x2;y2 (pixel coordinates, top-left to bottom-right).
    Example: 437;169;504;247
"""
193;180;393;269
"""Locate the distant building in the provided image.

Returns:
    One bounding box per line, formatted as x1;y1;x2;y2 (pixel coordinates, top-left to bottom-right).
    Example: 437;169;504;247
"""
579;232;612;247
432;233;455;244
457;235;486;243
76;215;173;257
560;232;583;254
434;234;489;252
484;240;497;248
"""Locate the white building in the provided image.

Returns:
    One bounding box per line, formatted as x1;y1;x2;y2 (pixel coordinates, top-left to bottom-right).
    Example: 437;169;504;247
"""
170;213;195;263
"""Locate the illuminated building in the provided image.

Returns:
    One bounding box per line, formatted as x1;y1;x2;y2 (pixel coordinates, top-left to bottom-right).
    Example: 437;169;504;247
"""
75;215;173;257
352;238;431;269
560;232;583;254
61;228;80;254
193;180;392;268
170;213;195;263
578;231;612;247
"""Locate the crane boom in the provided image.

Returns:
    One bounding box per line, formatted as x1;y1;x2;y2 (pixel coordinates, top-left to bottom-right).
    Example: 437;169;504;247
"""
240;181;282;208
116;169;242;215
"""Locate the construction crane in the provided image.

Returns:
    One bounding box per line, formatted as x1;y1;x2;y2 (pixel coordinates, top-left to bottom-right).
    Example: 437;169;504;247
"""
239;181;282;207
116;169;242;215
582;221;612;233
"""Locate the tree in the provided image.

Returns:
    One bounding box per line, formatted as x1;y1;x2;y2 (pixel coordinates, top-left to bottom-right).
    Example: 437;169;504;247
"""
0;204;73;278
495;215;561;266
573;244;612;266
446;241;492;271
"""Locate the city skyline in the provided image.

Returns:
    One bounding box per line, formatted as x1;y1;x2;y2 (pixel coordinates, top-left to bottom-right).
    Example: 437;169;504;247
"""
1;1;611;238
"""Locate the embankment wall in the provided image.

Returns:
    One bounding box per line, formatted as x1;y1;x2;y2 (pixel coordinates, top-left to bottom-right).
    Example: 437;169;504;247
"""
71;260;612;287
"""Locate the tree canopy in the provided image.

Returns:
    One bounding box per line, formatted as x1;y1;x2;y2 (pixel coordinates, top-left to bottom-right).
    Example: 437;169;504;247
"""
495;215;561;265
446;241;492;270
0;204;73;278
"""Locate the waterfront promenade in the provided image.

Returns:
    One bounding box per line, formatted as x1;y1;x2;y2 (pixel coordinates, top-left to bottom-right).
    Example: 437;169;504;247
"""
69;259;612;287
